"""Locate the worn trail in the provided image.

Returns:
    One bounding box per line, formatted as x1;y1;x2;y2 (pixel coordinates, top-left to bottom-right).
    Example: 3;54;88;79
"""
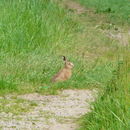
0;89;97;130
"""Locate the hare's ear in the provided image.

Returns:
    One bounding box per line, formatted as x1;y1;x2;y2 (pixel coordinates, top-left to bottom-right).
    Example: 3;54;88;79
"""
62;56;67;61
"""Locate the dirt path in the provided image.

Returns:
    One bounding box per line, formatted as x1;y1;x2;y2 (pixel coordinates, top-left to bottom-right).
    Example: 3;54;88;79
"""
63;0;86;14
0;89;97;130
63;0;130;46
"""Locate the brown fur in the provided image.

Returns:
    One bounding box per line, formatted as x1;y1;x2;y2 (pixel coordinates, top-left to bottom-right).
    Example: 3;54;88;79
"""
51;57;74;82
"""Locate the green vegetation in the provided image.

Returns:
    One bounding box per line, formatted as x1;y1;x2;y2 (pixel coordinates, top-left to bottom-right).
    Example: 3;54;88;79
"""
0;0;118;95
0;0;78;95
79;49;130;129
76;0;130;129
77;0;130;24
0;0;129;129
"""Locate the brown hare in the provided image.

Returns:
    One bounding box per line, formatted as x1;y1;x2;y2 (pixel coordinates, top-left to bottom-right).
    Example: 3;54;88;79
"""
51;56;74;82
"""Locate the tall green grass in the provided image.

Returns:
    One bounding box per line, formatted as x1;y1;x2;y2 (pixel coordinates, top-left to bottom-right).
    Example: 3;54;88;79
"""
0;0;79;94
0;0;129;128
73;1;130;129
75;0;130;130
79;51;130;129
0;0;77;51
0;0;120;95
77;0;130;24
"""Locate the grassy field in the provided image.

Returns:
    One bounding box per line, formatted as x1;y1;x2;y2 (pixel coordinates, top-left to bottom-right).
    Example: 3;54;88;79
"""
0;0;79;95
77;0;130;129
79;48;130;130
0;0;130;129
77;0;130;25
0;0;118;95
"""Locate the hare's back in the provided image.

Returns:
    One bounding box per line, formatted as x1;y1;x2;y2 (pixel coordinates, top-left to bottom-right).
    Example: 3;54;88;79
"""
51;68;71;82
51;69;65;82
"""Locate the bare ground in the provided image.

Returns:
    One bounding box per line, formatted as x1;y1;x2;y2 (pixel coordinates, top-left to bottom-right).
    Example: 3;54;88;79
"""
102;29;130;46
0;89;97;130
63;0;86;14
